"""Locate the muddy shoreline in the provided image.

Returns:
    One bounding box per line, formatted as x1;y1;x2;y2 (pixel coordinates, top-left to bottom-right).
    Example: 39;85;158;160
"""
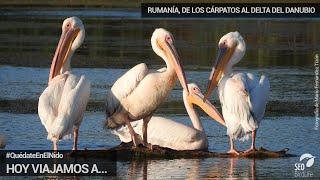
74;142;295;160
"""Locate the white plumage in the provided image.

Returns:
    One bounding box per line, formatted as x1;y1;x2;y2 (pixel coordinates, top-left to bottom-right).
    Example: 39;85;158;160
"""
113;116;207;150
205;31;270;154
38;17;90;150
219;73;269;140
39;73;90;140
112;83;225;150
105;63;148;119
105;28;189;148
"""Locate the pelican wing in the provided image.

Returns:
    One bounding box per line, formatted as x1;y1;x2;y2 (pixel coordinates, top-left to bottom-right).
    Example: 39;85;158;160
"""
221;73;269;140
220;73;256;139
38;74;90;140
247;73;270;122
105;63;149;117
38;74;68;133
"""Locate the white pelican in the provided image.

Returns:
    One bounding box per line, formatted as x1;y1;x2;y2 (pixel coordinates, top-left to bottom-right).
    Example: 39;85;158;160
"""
38;17;90;151
204;32;270;154
113;83;225;150
105;28;189;148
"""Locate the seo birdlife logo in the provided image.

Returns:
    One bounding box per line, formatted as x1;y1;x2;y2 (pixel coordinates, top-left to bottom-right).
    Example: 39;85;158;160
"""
294;153;316;178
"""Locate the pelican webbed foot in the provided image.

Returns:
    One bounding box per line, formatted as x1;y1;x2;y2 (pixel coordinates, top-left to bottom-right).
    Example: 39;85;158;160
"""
142;142;153;150
228;148;240;155
244;130;257;153
131;133;143;147
244;147;257;154
228;137;239;155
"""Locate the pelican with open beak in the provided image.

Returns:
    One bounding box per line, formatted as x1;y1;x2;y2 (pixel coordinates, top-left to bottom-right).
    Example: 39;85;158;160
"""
203;31;269;155
38;17;90;151
105;28;188;148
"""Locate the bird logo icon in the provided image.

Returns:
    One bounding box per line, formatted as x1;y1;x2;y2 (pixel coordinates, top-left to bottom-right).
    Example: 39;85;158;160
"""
300;153;316;168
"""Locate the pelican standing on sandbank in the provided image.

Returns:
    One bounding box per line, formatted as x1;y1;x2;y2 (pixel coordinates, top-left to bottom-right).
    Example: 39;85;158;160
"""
204;32;270;154
113;83;225;150
105;28;188;148
38;17;90;151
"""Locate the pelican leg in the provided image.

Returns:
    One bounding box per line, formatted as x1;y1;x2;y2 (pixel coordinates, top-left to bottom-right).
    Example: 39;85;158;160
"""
244;130;257;153
142;115;152;149
228;137;239;155
72;127;79;151
125;118;140;147
53;138;58;151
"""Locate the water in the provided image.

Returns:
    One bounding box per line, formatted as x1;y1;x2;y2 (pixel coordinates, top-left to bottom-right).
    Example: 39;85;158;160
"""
0;113;319;178
0;7;319;178
0;66;314;116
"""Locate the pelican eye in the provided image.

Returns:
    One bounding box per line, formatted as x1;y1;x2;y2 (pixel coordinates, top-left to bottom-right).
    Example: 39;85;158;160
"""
219;41;228;48
166;36;173;43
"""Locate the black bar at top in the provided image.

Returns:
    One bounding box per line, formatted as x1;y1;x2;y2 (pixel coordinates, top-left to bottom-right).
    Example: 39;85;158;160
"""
141;3;320;18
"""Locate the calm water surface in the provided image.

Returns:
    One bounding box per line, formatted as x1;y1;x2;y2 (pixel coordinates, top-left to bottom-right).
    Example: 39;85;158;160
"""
0;7;319;178
0;113;319;178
